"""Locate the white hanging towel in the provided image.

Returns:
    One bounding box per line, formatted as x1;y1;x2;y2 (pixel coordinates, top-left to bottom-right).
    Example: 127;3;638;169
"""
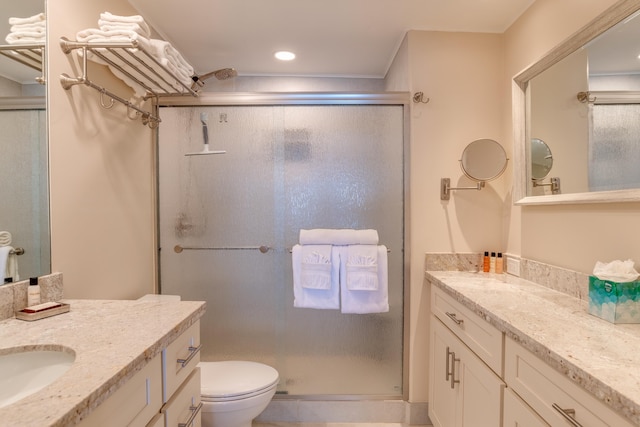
339;245;389;314
0;246;11;283
292;244;340;309
299;228;378;246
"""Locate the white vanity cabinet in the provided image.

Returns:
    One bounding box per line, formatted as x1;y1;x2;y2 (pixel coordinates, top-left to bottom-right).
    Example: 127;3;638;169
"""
161;320;202;427
77;320;202;427
505;337;634;427
428;287;505;427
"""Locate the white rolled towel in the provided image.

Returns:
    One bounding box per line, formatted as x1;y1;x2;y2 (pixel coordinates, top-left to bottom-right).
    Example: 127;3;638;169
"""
10;23;46;33
9;13;45;26
148;39;194;76
299;228;379;246
5;32;46;44
98;22;150;38
99;12;151;37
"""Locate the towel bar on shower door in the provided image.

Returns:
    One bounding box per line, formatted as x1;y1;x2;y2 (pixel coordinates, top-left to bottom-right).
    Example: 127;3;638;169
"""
174;245;272;254
173;245;391;254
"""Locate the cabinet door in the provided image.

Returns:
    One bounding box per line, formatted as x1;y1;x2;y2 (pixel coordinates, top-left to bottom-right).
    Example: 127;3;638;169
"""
456;326;504;427
429;315;459;427
504;388;549;427
430;316;504;427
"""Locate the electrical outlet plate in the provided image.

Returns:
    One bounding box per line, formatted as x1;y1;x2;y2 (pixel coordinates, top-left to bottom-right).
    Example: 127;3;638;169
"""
506;256;521;277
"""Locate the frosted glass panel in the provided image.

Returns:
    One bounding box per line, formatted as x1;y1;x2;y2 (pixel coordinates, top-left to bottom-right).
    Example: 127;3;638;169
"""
589;104;640;191
0;109;49;279
158;105;404;396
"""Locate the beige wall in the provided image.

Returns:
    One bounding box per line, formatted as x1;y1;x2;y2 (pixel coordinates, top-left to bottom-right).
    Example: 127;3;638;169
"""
503;0;640;275
48;0;156;299
386;30;506;402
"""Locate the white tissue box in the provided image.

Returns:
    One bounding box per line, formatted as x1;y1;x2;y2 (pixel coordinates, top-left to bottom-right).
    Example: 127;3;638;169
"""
588;276;640;324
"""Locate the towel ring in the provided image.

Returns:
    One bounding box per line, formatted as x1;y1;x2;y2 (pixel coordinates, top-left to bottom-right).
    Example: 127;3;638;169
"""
99;89;115;109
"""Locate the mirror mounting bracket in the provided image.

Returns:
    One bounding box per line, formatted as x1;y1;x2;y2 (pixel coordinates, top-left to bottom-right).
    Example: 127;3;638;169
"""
440;178;485;200
532;177;561;195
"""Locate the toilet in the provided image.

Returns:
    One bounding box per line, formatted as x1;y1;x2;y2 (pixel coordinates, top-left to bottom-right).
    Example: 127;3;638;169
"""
198;360;279;427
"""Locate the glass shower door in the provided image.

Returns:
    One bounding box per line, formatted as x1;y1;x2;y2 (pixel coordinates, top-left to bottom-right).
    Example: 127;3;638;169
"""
158;103;404;396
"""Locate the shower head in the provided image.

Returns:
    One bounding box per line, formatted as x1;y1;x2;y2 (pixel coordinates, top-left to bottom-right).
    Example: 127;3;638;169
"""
184;112;226;156
191;68;238;91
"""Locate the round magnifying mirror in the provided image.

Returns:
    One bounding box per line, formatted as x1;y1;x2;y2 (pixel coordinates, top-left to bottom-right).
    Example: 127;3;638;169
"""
459;138;508;182
530;138;553;180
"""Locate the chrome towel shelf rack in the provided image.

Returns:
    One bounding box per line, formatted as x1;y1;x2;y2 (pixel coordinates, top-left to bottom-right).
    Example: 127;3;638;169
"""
58;37;198;128
0;43;45;84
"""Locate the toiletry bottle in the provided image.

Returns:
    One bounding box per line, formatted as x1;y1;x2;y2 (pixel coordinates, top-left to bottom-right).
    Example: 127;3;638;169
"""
483;251;490;272
27;277;40;307
496;253;504;274
490;252;496;273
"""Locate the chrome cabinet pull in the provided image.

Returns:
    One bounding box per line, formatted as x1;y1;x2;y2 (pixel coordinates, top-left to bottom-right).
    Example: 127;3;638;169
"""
177;344;201;368
178;402;203;427
445;346;460;389
552;403;582;427
445;311;464;325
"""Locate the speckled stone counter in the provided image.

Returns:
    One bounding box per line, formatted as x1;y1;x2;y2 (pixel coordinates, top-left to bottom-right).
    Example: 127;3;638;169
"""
0;298;206;427
426;270;640;426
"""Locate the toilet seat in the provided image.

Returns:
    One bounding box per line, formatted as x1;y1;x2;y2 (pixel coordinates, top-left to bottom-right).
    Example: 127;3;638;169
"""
199;361;279;402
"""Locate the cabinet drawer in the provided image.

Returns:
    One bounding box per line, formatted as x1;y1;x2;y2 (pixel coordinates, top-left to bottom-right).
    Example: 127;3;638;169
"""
162;367;202;427
431;286;503;375
504;387;549;427
505;337;633;427
163;320;201;402
79;353;162;427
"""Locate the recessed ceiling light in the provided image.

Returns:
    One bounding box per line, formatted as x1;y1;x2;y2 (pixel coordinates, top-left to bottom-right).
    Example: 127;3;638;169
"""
275;51;296;61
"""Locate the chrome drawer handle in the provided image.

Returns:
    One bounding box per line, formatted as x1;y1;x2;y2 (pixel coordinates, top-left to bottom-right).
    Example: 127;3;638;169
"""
445;311;464;325
178;402;203;427
177;344;201;368
552;403;582;427
445;346;460;389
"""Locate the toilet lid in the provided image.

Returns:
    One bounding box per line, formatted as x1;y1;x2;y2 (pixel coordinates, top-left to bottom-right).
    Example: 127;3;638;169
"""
199;361;279;399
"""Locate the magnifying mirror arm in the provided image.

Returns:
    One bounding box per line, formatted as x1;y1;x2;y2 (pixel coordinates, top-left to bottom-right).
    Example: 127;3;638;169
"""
532;177;561;194
440;178;485;200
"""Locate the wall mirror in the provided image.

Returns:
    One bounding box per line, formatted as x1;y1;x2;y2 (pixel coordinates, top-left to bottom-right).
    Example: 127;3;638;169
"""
0;0;50;281
513;0;640;205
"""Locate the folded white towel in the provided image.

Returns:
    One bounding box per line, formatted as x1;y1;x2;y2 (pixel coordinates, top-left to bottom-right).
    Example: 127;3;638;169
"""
0;246;10;283
148;39;194;76
99;12;151;36
9;13;45;26
339;245;389;314
300;245;332;290
299;229;379;246
292;244;340;309
346;245;379;291
5;32;46;44
98;22;150;38
10;23;46;33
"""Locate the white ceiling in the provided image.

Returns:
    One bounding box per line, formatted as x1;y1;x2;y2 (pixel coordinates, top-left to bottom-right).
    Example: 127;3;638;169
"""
126;0;535;79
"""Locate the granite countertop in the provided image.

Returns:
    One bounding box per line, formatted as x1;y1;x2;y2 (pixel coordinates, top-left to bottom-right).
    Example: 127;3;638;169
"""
0;299;206;427
426;270;640;426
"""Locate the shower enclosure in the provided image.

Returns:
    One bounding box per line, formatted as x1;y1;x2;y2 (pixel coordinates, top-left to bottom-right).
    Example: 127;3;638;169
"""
0;104;49;279
158;97;406;397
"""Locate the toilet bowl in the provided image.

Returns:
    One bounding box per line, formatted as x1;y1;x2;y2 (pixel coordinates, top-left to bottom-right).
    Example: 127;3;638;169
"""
199;361;279;427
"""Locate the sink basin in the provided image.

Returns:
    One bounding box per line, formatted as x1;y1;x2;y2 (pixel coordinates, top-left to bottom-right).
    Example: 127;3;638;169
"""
0;346;75;408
